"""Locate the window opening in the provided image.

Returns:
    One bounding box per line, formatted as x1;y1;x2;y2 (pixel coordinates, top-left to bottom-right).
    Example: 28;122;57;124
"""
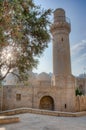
16;94;21;101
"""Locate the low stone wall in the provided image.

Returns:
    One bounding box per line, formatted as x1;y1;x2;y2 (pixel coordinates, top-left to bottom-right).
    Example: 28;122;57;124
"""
0;116;19;124
0;108;86;117
75;95;86;111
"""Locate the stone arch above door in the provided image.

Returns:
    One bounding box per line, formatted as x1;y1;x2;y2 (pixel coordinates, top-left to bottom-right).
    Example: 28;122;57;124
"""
39;96;54;110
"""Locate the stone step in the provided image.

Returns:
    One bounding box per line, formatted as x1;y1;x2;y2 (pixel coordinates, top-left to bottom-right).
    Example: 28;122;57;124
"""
0;116;20;124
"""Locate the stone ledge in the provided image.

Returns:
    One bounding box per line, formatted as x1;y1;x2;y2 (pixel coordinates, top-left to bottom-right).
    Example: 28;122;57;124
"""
0;108;86;117
0;116;20;124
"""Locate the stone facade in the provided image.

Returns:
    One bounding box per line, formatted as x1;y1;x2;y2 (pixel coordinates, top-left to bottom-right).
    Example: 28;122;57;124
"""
0;8;86;112
0;83;75;112
0;82;86;112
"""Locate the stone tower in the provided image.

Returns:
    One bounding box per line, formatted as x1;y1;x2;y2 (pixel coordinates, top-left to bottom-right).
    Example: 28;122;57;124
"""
51;8;75;112
51;8;71;77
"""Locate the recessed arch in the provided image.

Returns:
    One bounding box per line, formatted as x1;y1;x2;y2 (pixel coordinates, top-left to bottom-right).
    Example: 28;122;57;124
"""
39;96;54;110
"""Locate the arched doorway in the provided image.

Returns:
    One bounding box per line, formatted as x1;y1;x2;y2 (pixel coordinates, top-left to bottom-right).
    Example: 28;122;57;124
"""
39;96;54;110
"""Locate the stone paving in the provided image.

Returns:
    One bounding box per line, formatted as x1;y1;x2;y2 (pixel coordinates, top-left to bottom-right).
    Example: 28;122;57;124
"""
0;113;86;130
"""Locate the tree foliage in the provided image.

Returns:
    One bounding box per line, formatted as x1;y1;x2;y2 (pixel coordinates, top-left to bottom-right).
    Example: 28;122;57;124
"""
75;87;83;96
0;0;52;81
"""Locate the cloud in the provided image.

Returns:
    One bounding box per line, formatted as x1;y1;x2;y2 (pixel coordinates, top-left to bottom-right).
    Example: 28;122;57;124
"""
71;40;86;56
71;40;86;67
74;53;86;64
72;52;86;76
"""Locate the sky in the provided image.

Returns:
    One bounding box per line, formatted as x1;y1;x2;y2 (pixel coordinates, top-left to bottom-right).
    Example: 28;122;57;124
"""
33;0;86;76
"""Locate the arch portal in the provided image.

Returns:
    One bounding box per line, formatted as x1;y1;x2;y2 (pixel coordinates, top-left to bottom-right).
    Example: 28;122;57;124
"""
39;96;54;110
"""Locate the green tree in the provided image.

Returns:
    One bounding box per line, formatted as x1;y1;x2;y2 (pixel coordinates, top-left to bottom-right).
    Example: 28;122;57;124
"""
0;0;52;81
75;87;83;96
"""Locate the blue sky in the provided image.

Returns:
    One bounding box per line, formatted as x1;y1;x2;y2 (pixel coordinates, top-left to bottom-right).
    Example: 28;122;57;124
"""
33;0;86;76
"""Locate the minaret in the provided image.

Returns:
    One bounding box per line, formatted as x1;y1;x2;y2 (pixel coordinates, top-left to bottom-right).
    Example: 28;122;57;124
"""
51;8;71;77
51;8;75;112
51;8;71;75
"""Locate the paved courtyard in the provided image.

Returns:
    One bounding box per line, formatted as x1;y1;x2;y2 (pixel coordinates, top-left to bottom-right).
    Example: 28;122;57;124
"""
0;113;86;130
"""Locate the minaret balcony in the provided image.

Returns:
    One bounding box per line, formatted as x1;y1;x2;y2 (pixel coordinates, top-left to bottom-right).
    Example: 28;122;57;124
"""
51;16;71;33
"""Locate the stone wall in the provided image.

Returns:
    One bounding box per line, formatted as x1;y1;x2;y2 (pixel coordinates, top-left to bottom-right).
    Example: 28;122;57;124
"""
2;85;33;110
0;86;3;111
2;85;86;112
0;84;76;112
75;95;86;111
52;75;76;112
2;85;57;111
1;108;86;117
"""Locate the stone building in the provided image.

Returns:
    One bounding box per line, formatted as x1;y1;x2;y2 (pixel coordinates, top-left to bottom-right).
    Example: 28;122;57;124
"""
0;8;86;112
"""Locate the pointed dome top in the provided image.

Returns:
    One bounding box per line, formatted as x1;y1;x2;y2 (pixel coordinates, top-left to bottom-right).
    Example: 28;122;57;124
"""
54;8;66;23
54;8;65;13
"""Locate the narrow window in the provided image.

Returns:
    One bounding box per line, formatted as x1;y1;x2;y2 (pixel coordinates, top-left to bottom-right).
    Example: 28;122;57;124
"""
61;37;63;42
65;104;67;109
16;94;21;101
